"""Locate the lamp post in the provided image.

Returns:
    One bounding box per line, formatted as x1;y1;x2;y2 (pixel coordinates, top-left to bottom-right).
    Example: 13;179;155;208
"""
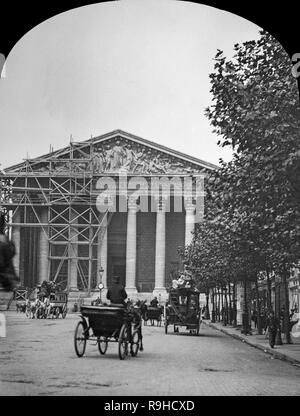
98;267;104;305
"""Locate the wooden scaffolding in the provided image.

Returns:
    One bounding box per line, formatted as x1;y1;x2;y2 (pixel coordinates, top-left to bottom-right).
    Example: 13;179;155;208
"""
0;140;112;292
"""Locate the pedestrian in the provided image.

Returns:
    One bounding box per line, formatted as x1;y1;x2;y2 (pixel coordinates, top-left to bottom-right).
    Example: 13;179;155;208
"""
106;276;127;306
251;309;258;329
150;296;159;307
0;214;18;292
266;310;279;348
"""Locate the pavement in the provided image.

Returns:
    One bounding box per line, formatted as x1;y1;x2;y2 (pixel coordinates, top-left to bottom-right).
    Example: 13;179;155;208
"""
203;320;300;366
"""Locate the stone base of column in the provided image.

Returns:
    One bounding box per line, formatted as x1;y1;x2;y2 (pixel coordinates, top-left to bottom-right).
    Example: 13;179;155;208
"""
125;287;138;300
152;288;168;303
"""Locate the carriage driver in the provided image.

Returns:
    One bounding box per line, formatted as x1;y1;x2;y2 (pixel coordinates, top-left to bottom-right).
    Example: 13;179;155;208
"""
106;276;128;306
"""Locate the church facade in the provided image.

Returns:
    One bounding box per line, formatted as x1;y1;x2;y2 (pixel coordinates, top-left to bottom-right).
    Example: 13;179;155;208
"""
1;130;217;300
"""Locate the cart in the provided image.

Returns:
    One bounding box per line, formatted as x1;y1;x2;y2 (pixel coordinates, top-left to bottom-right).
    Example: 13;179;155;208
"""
164;287;201;335
143;306;163;326
74;305;143;360
14;287;28;312
48;292;68;319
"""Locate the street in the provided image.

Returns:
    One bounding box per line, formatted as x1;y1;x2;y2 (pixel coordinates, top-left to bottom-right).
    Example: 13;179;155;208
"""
0;312;299;396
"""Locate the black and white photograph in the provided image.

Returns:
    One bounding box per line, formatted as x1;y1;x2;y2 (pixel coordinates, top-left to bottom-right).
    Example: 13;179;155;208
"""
0;0;299;400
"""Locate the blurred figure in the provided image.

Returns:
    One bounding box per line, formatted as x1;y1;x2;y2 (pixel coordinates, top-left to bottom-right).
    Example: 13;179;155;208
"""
0;214;18;292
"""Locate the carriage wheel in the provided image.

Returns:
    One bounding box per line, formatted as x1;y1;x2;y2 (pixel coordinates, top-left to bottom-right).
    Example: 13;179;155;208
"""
74;321;87;357
62;307;67;319
118;324;129;360
98;337;108;355
130;329;140;357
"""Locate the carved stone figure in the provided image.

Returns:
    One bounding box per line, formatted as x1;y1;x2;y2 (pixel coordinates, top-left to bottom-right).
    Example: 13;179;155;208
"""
123;147;136;170
110;141;125;170
92;152;105;172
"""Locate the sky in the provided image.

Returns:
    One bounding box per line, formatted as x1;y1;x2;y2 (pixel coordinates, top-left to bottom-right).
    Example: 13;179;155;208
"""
0;0;262;169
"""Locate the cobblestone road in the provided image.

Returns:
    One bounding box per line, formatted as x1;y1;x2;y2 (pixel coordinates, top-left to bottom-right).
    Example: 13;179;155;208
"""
0;312;299;396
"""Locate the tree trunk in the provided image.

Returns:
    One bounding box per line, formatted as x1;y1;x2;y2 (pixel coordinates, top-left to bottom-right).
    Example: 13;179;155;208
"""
275;277;283;345
211;288;216;323
282;266;292;344
221;287;224;324
217;288;220;321
232;283;237;327
228;282;232;325
242;276;251;335
266;269;272;311
223;288;228;326
255;278;262;335
205;287;210;320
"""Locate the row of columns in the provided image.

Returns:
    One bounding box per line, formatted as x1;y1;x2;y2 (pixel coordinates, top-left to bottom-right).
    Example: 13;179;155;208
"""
97;199;196;297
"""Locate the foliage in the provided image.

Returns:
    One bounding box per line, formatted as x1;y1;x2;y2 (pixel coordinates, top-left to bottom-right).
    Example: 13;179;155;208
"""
181;30;300;299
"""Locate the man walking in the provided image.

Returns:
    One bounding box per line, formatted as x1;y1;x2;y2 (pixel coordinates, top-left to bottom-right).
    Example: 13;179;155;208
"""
266;309;279;348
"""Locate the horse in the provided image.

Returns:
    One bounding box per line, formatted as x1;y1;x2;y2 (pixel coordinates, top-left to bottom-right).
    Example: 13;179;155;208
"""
139;300;148;322
25;299;37;319
129;303;144;352
16;300;26;313
35;298;48;319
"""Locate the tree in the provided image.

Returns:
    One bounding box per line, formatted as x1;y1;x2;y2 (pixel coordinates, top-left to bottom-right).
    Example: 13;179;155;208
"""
204;30;300;342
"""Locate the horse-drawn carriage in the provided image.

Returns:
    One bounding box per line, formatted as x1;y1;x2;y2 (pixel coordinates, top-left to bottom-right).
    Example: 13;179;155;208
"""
143;306;163;326
74;304;143;360
164;286;201;335
47;292;68;319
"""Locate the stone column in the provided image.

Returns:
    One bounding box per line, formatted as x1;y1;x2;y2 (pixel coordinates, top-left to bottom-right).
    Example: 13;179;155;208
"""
97;213;107;288
38;209;49;284
185;200;196;246
153;199;167;300
69;210;78;291
11;209;21;278
125;199;138;296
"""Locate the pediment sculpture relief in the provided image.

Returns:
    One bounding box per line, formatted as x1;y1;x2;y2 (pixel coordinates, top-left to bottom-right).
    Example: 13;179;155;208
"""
92;139;201;174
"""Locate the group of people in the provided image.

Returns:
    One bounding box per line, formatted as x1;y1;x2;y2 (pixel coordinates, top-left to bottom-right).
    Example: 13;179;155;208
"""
250;307;299;349
171;272;195;290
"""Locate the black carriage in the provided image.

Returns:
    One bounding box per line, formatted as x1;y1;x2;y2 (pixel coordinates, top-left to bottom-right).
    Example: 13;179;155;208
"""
143;306;163;326
164;287;201;335
48;292;68;318
74;305;143;360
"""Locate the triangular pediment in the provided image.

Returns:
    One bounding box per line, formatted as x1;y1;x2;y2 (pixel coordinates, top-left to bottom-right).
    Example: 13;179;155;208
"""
4;130;218;175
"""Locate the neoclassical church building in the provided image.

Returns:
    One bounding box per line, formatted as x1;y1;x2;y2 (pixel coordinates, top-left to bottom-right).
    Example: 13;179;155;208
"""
1;130;217;300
